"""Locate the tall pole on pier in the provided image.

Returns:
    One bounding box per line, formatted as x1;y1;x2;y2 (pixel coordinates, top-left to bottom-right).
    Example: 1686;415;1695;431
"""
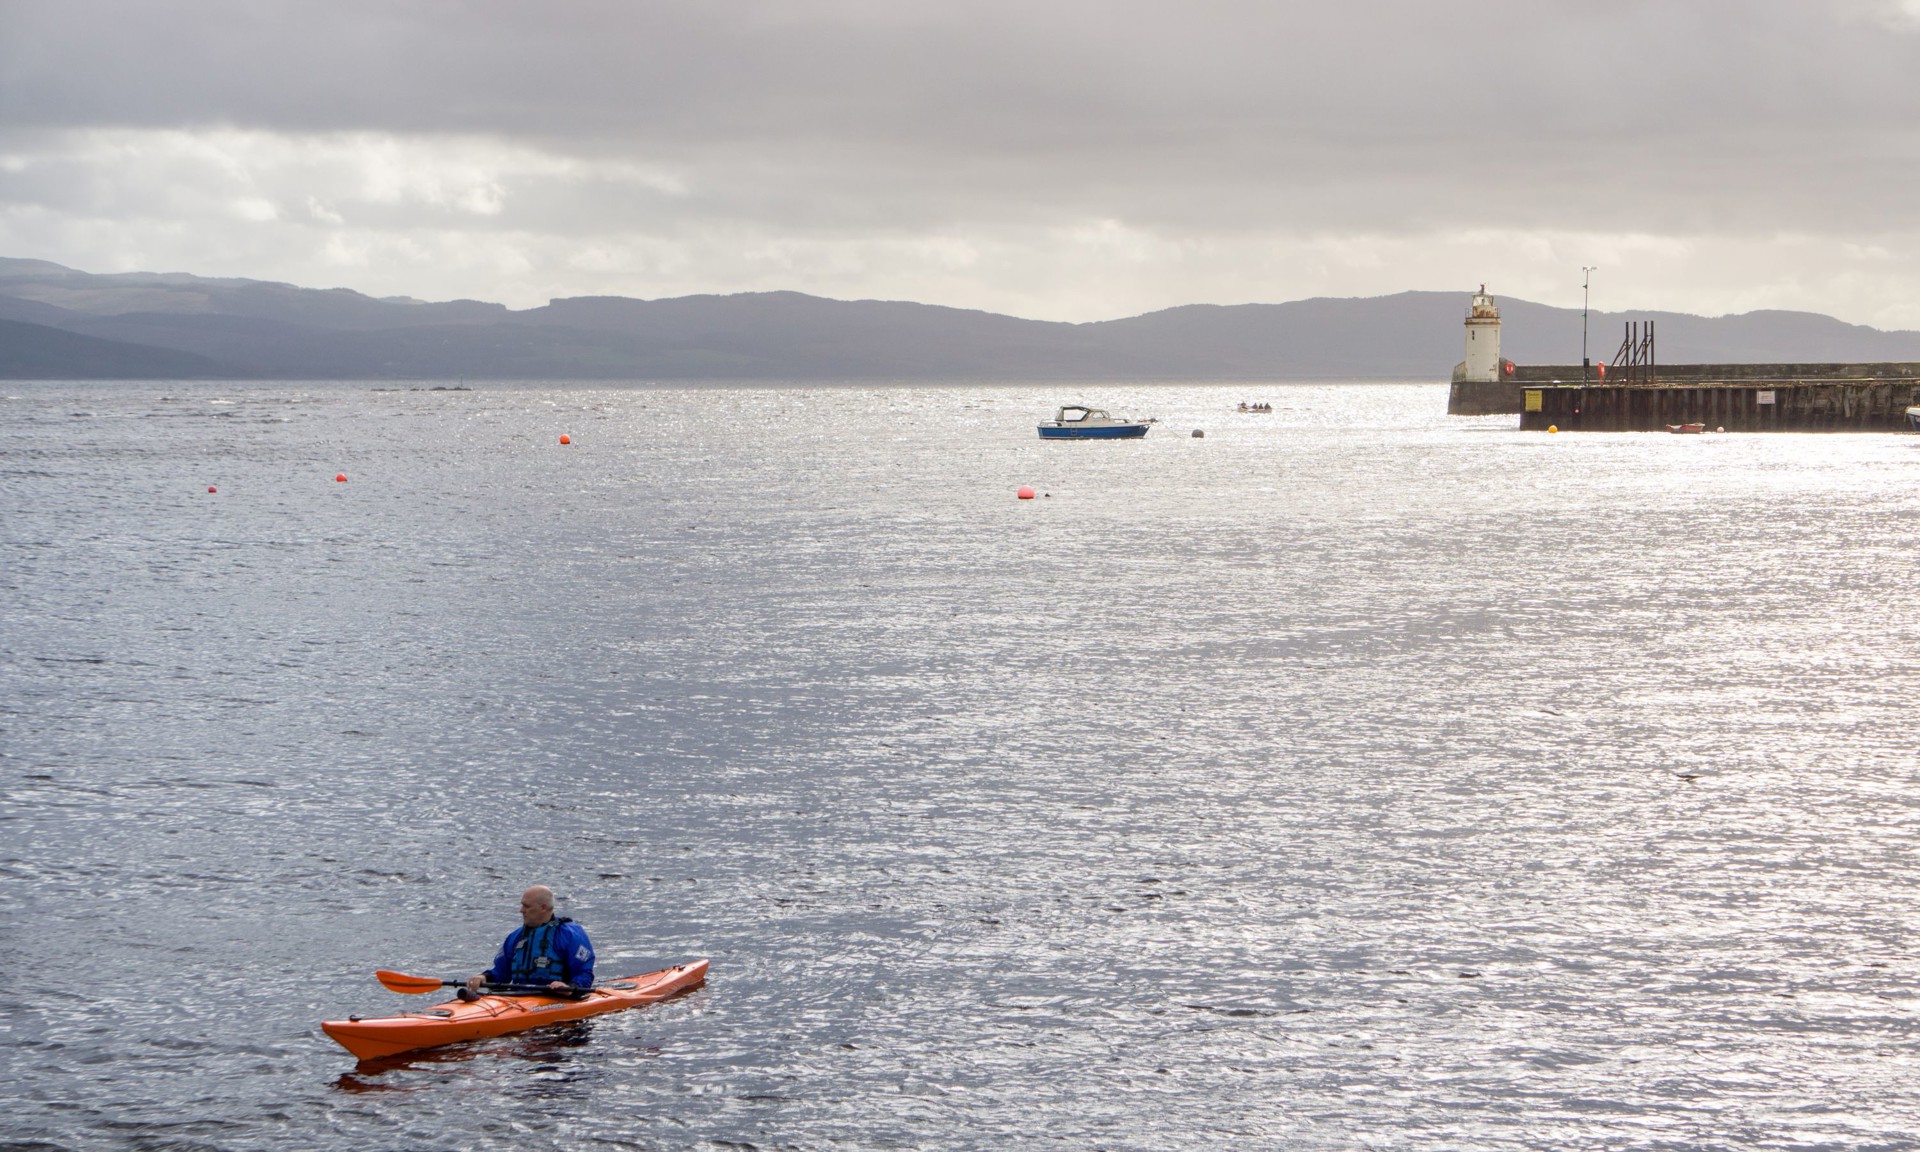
1581;266;1596;383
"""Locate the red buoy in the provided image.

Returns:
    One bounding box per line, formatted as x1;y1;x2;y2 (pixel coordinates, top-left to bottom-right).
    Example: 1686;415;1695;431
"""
207;486;217;493
560;434;571;445
335;473;348;483
1017;486;1035;500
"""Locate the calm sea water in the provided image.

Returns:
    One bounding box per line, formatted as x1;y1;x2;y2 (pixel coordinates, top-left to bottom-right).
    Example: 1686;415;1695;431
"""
3;380;1919;1151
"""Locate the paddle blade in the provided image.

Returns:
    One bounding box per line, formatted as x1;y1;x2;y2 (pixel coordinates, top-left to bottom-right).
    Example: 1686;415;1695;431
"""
376;969;452;994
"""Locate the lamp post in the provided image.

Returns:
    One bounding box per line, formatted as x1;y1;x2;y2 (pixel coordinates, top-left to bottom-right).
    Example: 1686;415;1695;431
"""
1581;266;1597;383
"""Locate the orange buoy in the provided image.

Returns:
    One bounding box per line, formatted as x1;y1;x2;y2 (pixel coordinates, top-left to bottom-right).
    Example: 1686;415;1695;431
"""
207;486;217;493
560;434;571;445
1016;486;1035;500
1546;425;1558;434
335;473;348;482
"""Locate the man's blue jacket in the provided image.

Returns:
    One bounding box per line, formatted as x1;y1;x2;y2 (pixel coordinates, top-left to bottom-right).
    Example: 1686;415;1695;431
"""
483;917;595;988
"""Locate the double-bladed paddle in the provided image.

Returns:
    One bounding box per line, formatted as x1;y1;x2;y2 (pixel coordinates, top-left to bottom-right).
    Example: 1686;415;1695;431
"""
375;969;587;997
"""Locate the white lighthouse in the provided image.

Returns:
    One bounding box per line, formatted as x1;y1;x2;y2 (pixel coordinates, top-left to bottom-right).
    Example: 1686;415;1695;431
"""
1454;284;1503;383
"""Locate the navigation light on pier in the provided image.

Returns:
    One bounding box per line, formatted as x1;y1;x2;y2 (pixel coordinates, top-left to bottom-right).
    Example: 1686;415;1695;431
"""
1456;284;1504;384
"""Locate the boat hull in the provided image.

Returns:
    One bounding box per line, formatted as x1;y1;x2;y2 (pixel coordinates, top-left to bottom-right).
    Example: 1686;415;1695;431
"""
1037;424;1149;439
321;959;708;1060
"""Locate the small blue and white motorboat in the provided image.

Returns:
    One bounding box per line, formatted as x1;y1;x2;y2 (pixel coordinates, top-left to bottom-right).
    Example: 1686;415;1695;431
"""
1037;405;1151;440
1907;405;1920;432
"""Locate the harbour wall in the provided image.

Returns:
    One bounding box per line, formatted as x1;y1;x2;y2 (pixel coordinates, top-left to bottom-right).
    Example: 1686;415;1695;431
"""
1517;381;1920;432
1450;363;1920;424
1449;365;1622;414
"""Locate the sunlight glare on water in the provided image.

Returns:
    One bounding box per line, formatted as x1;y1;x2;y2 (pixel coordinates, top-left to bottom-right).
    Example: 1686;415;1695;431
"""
2;381;1919;1150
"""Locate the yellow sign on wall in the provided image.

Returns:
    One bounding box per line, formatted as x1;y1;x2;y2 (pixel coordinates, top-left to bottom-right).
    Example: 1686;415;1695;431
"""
1524;390;1543;413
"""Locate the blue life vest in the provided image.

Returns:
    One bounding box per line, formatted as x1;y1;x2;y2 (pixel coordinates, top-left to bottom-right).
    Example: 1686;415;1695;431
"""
489;916;594;987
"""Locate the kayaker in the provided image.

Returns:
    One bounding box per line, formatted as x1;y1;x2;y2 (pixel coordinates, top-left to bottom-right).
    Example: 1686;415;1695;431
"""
465;885;595;995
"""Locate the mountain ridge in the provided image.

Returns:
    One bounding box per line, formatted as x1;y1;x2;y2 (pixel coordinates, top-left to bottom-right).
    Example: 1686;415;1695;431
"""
5;258;1920;380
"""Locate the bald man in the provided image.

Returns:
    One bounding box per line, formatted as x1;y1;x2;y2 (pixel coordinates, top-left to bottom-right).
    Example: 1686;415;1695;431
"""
465;885;595;995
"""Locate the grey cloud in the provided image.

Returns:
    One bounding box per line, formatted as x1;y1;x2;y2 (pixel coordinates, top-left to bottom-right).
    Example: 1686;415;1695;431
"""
6;2;1909;137
4;0;1920;324
4;0;1918;235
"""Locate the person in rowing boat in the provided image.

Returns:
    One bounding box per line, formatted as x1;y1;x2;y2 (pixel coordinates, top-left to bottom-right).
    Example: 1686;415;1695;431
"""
464;885;595;997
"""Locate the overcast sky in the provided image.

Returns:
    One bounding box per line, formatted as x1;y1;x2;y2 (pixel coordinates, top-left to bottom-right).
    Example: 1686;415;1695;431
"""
4;0;1920;324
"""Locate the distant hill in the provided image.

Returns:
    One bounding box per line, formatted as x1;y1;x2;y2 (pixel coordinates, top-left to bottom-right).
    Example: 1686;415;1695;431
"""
0;316;243;379
5;256;1920;380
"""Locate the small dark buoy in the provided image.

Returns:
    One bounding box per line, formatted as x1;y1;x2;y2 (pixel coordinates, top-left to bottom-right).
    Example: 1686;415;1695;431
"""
1191;429;1204;438
1016;486;1035;500
335;473;348;483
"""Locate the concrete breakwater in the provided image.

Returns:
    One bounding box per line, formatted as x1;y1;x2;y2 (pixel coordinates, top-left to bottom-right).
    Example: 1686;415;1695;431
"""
1451;363;1920;431
1518;380;1920;432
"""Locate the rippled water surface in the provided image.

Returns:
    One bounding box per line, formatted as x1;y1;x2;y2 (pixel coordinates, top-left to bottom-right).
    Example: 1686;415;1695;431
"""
4;381;1920;1150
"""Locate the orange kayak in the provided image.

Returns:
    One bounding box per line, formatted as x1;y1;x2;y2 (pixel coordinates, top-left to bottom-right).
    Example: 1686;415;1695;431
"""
322;959;708;1061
